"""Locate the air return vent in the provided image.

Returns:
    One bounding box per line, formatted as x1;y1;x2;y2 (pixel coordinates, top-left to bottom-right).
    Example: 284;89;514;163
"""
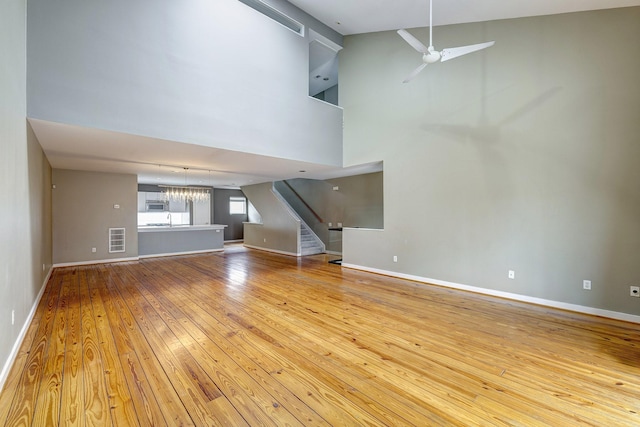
109;228;126;253
237;0;304;35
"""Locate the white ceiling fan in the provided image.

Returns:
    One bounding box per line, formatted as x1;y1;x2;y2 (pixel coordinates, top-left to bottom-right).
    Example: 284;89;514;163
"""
397;0;495;83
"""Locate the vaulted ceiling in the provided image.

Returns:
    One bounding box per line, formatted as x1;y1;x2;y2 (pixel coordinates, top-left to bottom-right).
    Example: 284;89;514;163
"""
33;0;640;186
288;0;640;35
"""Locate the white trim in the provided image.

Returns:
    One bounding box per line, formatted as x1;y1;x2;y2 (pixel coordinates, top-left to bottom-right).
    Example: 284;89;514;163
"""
244;244;300;257
238;0;305;37
308;29;342;52
53;256;140;268
0;267;52;392
138;249;224;259
341;263;640;325
308;96;344;110
325;250;342;256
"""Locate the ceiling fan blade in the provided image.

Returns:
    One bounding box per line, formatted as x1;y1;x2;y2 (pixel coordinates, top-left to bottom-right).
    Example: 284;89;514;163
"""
403;63;428;83
440;41;495;62
397;29;429;54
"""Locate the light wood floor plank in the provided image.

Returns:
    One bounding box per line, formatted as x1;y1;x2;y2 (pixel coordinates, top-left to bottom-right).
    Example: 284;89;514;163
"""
78;268;112;426
1;245;639;426
124;264;322;426
93;264;193;426
60;268;84;426
154;258;471;425
1;271;64;426
144;268;402;423
32;265;70;426
148;257;435;425
0;269;56;424
85;266;140;426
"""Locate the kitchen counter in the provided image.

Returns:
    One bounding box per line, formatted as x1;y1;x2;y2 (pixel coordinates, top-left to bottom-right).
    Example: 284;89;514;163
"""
138;224;226;232
138;224;227;257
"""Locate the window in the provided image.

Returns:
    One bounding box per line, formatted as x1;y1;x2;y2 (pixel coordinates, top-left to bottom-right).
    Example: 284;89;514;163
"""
230;197;247;215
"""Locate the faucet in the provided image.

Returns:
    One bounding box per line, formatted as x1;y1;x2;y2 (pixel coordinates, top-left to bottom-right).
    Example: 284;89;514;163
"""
167;213;172;227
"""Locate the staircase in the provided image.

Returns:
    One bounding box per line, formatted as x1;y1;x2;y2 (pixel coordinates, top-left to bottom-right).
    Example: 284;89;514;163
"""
300;222;324;256
268;183;325;256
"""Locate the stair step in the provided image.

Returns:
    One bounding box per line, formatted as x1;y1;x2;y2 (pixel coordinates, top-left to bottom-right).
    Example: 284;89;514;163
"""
302;245;321;251
299;224;323;256
301;247;324;256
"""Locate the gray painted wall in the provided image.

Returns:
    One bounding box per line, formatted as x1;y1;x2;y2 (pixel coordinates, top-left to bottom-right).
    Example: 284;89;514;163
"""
242;182;299;255
27;0;343;167
52;170;138;264
326;173;384;229
276;173;384;252
340;8;640;316
1;0;53;388
213;189;247;241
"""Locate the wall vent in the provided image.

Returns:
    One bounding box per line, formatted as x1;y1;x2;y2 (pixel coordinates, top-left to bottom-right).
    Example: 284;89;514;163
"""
109;228;126;253
237;0;304;35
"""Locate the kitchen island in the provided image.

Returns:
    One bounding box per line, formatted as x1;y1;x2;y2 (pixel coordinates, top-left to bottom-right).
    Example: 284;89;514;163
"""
138;224;227;258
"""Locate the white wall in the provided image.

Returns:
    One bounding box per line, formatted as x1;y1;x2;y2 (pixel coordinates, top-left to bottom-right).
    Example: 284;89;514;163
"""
340;8;640;317
27;0;344;166
0;0;53;389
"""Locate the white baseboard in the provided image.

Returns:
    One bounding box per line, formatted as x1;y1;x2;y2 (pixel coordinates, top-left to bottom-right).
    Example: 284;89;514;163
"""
0;266;52;392
342;263;640;325
139;249;224;259
244;244;300;257
53;256;139;268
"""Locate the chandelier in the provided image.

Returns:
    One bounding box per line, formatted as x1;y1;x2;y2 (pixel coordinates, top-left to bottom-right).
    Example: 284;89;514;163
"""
160;185;210;203
158;167;210;203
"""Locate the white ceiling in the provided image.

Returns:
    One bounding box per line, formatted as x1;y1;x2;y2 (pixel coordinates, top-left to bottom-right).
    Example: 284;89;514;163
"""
33;0;640;186
289;0;640;35
31;119;381;187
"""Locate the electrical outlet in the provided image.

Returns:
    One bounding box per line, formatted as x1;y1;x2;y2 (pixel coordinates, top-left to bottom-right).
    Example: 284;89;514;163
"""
91;247;97;253
508;270;515;279
583;280;592;290
393;256;398;263
631;286;640;298
11;310;15;325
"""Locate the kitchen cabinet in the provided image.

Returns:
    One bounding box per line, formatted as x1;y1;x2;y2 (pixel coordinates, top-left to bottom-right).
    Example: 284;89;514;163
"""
138;224;227;257
169;199;187;212
193;199;211;225
145;191;164;201
137;192;146;212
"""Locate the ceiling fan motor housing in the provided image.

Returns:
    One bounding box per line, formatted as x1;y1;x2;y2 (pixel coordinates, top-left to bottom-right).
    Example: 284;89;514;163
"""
423;49;441;63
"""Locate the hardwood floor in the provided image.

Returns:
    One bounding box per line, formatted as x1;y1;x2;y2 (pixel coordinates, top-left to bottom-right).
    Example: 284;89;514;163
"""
1;245;638;426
